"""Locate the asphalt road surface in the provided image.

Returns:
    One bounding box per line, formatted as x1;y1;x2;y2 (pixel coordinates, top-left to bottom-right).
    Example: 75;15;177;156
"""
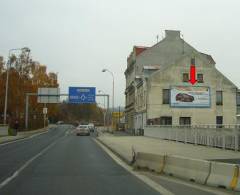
0;125;236;195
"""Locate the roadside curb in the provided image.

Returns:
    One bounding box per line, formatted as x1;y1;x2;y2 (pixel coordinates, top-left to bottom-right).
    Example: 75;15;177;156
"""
96;136;240;192
0;127;49;145
96;137;133;165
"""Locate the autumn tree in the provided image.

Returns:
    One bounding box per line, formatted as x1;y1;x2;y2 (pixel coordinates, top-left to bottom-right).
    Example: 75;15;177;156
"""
56;102;104;125
0;49;59;130
0;56;4;73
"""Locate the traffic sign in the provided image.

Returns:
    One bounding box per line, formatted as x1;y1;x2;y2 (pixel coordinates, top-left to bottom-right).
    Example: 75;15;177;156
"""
38;88;60;103
68;87;96;104
43;107;48;114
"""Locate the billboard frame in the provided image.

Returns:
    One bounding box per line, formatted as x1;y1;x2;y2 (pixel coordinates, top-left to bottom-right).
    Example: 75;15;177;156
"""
170;85;211;108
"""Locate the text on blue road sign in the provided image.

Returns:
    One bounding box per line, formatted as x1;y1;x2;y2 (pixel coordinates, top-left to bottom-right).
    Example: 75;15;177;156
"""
68;87;96;104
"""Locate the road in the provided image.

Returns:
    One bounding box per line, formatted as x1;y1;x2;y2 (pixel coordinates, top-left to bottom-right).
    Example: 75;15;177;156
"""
0;125;235;195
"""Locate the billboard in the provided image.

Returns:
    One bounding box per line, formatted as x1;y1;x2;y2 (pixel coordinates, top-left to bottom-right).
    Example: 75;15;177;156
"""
69;87;96;104
170;86;210;108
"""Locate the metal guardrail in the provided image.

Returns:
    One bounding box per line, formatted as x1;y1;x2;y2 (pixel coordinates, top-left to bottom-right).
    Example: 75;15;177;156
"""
145;125;240;151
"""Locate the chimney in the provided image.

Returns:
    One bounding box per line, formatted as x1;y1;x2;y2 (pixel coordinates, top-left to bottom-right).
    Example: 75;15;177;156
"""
165;30;181;39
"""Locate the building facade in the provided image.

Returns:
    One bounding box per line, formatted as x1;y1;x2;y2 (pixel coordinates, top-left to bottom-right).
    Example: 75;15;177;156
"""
125;30;239;130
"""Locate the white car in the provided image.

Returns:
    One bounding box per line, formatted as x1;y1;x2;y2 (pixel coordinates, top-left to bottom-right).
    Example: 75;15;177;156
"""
76;125;90;136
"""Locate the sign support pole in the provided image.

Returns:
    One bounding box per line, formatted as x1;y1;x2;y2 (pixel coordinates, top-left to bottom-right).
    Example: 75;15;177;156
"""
43;103;46;128
25;94;29;130
25;92;109;130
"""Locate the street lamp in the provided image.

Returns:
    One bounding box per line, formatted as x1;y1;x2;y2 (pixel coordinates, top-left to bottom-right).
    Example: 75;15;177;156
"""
98;90;107;127
102;68;115;130
3;47;30;124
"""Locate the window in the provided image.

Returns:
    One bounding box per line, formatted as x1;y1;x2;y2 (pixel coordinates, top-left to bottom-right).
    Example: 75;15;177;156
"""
216;91;223;105
197;73;203;83
179;117;191;126
216;116;223;128
182;73;189;82
160;117;172;125
191;58;195;65
147;119;154;125
162;89;170;104
237;92;240;106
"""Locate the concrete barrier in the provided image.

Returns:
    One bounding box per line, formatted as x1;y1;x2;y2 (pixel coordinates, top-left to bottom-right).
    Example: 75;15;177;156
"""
207;162;239;190
0;125;8;136
163;155;211;184
134;152;165;173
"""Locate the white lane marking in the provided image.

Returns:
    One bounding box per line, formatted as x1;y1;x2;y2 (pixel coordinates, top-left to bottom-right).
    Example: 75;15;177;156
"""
147;174;231;195
93;139;174;195
0;130;49;147
0;140;57;189
94;139;231;195
29;130;49;139
64;128;74;136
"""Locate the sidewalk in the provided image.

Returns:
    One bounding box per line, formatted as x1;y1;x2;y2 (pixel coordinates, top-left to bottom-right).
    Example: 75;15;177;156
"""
97;134;240;164
0;126;52;144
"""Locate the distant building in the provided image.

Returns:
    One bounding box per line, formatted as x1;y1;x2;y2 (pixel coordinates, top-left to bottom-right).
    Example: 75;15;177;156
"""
125;30;239;130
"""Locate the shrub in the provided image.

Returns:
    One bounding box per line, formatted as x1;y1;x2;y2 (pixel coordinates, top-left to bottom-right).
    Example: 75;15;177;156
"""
8;128;17;136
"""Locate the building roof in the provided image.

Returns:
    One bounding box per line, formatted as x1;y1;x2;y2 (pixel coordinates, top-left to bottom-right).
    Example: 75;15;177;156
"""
199;52;216;65
143;65;161;70
134;46;149;56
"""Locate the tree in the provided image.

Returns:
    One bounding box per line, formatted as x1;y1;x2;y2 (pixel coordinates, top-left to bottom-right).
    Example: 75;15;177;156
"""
0;48;59;130
0;56;4;73
56;102;104;125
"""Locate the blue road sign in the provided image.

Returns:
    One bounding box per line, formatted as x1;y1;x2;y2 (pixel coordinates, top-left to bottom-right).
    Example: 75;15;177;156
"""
69;87;96;104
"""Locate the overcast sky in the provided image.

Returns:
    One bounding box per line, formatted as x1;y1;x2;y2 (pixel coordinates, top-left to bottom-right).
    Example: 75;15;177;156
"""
1;0;240;107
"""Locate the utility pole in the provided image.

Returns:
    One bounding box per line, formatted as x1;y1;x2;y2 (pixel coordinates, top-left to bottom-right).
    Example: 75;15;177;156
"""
102;69;115;131
118;106;120;131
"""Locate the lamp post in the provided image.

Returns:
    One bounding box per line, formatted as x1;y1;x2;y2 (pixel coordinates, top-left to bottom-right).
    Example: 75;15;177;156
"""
3;47;30;124
102;69;114;131
98;90;107;127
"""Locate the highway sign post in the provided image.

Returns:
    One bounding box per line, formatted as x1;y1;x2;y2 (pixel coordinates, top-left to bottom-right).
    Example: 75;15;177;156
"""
69;87;96;104
25;89;109;130
43;107;48;114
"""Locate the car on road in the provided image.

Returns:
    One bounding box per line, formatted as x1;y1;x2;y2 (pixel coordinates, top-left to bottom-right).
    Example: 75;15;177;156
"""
176;93;194;102
76;125;90;136
56;121;64;125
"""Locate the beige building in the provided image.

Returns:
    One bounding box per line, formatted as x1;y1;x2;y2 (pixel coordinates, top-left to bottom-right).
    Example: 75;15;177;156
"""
125;30;239;130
